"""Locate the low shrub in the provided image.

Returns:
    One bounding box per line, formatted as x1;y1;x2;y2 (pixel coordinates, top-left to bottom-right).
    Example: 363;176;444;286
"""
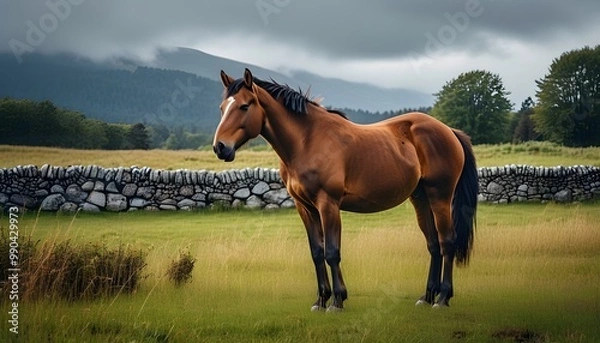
24;241;147;300
0;225;146;301
166;250;196;286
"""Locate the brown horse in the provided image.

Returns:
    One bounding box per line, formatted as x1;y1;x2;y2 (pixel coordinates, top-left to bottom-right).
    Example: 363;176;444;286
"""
213;68;477;311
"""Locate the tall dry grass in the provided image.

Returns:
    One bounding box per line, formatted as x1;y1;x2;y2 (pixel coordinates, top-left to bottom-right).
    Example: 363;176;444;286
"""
0;211;147;302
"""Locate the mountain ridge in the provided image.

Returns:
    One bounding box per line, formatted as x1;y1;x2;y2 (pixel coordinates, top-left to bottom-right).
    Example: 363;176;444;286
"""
0;49;432;132
146;47;433;112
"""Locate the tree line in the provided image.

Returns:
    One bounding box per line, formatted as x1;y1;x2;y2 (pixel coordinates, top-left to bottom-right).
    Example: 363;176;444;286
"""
0;97;218;150
431;45;599;147
0;98;150;149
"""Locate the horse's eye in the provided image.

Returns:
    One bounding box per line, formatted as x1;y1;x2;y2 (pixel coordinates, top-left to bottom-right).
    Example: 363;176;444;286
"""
240;104;250;111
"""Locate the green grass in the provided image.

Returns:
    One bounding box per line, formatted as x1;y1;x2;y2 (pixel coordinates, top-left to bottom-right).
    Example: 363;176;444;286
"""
474;141;600;167
1;141;599;170
1;202;599;342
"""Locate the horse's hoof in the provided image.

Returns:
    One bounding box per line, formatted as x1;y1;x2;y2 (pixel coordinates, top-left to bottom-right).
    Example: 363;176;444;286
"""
311;305;325;312
326;305;343;313
432;302;449;309
415;299;430;306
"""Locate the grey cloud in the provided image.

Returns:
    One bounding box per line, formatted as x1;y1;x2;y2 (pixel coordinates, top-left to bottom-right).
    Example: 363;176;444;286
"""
2;0;599;62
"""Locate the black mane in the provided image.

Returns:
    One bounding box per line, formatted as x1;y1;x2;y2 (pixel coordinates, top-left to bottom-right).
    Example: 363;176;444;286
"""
225;76;347;119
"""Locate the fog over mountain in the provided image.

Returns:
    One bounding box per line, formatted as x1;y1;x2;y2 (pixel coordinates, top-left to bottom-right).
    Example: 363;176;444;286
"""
2;1;599;107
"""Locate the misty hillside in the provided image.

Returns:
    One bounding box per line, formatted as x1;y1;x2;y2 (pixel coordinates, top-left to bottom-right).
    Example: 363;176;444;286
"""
148;47;433;112
0;53;223;131
0;51;432;131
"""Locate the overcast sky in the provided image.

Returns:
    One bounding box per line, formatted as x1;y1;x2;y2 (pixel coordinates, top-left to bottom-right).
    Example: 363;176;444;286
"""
2;0;599;107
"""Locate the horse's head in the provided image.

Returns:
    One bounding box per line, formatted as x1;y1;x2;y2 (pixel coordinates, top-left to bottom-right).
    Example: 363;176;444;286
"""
213;68;265;162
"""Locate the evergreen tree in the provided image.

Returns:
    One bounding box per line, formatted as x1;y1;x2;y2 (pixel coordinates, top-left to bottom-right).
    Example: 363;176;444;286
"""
512;97;539;143
126;123;150;150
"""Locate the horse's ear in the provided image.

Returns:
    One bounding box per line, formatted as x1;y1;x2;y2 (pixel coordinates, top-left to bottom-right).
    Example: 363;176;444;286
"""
220;70;234;88
243;68;253;89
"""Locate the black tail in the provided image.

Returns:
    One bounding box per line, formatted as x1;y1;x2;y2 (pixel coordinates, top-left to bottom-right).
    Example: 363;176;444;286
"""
452;130;478;266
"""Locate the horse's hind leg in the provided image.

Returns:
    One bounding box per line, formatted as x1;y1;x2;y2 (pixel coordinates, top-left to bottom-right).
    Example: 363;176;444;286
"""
424;186;456;307
410;184;442;305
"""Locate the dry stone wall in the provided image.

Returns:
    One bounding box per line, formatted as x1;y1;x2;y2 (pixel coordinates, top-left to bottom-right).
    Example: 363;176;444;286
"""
0;165;294;212
0;164;598;212
477;164;600;203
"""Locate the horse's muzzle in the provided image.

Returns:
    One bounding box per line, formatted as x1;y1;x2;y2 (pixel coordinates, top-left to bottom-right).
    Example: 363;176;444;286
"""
213;141;235;162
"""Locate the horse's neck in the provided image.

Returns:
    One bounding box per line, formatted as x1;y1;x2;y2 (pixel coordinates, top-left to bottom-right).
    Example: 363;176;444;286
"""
257;89;311;163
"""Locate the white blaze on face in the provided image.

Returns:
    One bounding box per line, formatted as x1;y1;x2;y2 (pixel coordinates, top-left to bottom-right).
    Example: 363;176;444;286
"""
222;96;236;120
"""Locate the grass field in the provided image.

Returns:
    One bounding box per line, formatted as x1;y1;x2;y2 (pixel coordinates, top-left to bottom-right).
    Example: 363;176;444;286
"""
1;141;600;170
1;202;599;342
1;142;599;342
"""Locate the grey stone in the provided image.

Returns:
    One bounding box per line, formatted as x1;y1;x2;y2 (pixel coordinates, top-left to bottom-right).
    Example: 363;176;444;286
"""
263;188;290;205
81;181;95;191
177;199;196;208
264;204;279;210
40;164;50;178
87;191;106;207
90;165;98;179
50;185;65;194
245;195;265;209
136;186;155;199
209;193;232;202
0;193;8;204
35;189;49;197
159;204;177;211
80;202;100;212
232;199;243;208
252;181;270;195
40;194;66;211
93;181;105;191
175;172;184;185
192;193;206;201
96;168;106;179
280;199;296;209
486;181;504;195
106;194;127;212
10;194;36;208
233;187;251;199
554;190;572;203
104;169;115;182
130;198;149;208
59;202;78;213
179;185;194;196
160;199;178;206
122;183;138;197
66;184;87;202
106;181;119;193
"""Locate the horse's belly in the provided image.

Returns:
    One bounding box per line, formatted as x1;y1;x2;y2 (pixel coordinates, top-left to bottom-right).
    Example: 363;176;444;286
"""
340;186;412;213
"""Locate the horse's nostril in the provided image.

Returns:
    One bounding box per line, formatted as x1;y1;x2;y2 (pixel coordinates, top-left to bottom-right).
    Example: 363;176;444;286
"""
214;141;225;154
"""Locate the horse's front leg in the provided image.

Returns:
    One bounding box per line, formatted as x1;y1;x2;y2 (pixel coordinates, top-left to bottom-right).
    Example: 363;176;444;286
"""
319;201;347;312
297;204;331;311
